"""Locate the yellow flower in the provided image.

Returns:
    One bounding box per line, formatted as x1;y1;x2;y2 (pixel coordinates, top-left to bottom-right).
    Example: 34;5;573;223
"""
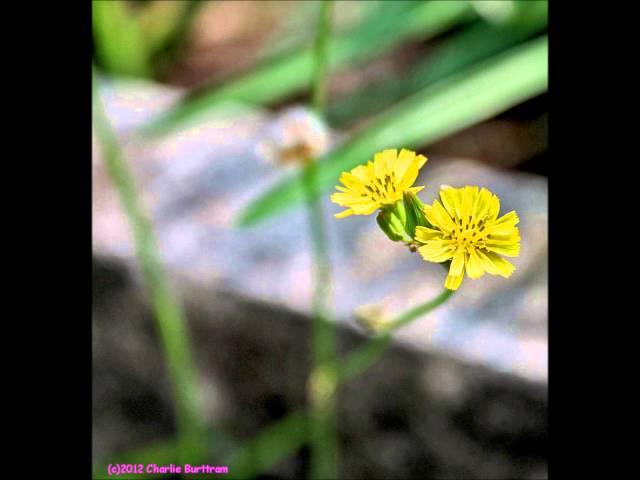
415;186;520;291
330;148;428;218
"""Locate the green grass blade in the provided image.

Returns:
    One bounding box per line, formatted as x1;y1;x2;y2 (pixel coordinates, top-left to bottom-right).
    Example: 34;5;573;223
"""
328;4;547;127
92;0;152;77
140;0;474;137
93;67;205;462
92;430;233;479
237;36;548;227
224;411;308;480
138;0;198;55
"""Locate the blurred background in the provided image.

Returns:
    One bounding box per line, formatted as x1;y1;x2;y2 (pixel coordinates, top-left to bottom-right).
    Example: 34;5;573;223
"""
92;1;548;479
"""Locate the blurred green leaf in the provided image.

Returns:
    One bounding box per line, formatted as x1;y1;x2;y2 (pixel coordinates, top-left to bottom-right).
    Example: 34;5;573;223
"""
92;428;235;480
328;3;547;126
140;0;205;79
92;0;152;77
237;36;548;227
138;0;195;54
93;413;306;480
140;0;475;136
224;411;308;479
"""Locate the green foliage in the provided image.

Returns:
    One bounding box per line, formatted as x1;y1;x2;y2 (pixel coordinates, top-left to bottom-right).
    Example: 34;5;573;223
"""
328;3;548;126
93;67;205;464
93;0;203;79
139;0;475;136
92;0;152;77
224;411;308;479
237;36;548;227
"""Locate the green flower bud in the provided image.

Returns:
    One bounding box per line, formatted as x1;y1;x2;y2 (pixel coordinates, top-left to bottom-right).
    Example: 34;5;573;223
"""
402;190;430;238
376;202;413;243
377;208;403;242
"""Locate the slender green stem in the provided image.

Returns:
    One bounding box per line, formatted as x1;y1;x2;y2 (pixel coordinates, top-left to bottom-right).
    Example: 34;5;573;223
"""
302;163;332;320
311;0;334;114
302;164;338;480
93;68;205;464
306;2;337;479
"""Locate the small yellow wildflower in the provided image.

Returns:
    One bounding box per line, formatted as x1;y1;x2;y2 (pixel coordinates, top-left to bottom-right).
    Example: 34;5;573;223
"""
330;148;428;218
415;186;520;291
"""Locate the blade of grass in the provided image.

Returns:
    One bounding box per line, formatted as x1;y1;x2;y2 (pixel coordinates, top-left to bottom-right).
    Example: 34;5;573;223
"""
328;3;548;127
223;410;308;480
141;0;206;79
137;0;198;55
92;429;234;480
140;0;475;137
92;0;152;78
92;68;205;463
237;35;548;227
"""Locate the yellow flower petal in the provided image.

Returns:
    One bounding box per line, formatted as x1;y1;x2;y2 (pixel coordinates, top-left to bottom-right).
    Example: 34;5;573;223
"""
418;241;454;263
450;249;465;277
485;242;520;257
445;271;464;290
439;187;459;219
334;209;354;218
425;201;457;233
475;249;502;275
414;226;444;243
466;248;486;279
484;252;515;277
393;148;416;180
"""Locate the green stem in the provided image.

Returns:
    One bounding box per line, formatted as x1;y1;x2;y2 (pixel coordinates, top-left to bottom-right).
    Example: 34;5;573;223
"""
311;0;334;114
302;163;338;480
92;68;205;464
306;2;337;479
339;288;455;383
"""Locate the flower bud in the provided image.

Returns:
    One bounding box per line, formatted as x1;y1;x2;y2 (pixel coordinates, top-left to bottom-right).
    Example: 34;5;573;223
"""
376;201;413;243
354;304;388;334
403;190;430;238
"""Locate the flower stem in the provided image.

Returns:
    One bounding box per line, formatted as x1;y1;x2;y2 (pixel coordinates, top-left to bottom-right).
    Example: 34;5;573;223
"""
311;0;334;114
339;288;455;383
302;162;338;480
306;2;337;479
93;68;205;464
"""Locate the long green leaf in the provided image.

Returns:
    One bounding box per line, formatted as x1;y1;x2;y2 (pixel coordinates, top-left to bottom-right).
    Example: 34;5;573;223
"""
328;3;548;127
93;67;205;463
92;0;152;77
224;411;308;480
138;0;197;55
92;430;233;479
140;0;474;137
237;36;548;227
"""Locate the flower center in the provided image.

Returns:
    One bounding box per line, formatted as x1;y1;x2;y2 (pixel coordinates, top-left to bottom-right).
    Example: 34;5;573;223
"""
362;173;398;204
446;216;487;252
